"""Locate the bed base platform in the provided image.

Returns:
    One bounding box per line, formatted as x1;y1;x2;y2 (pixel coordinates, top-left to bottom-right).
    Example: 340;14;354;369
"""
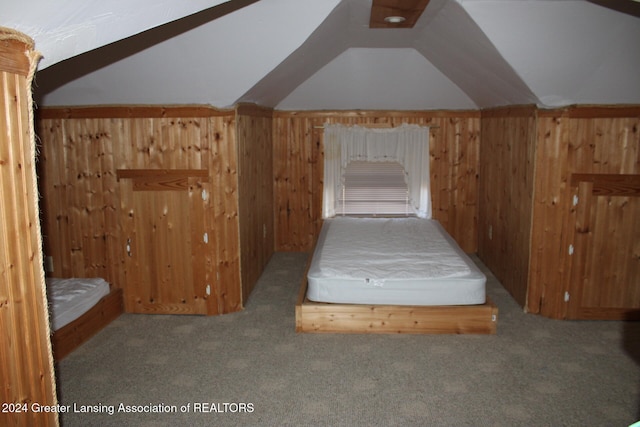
52;288;124;361
296;263;498;335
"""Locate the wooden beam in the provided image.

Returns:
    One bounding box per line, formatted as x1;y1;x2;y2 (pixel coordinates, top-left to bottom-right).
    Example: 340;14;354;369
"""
369;0;431;28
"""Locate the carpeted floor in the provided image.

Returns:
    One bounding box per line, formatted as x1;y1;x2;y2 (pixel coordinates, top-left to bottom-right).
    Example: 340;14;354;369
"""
55;252;640;426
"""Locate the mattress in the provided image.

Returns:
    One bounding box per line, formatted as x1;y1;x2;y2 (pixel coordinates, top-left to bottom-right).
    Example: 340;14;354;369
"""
46;277;111;331
306;217;486;306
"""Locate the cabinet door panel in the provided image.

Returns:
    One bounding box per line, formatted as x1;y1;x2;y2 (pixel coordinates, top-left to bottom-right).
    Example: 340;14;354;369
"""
568;175;640;319
119;170;208;315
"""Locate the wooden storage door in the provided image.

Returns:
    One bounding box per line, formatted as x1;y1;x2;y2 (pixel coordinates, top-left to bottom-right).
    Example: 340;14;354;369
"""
568;174;640;319
118;169;209;314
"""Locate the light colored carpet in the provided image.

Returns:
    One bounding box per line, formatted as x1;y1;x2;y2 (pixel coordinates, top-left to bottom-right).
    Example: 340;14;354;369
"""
56;252;640;426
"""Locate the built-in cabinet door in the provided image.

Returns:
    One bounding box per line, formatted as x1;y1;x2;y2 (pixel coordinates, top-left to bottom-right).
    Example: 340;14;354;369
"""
568;174;640;319
118;169;209;314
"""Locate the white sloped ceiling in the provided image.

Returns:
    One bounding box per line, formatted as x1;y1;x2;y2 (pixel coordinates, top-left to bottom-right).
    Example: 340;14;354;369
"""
463;0;640;107
275;47;477;110
2;0;235;69
31;0;342;107
4;0;639;110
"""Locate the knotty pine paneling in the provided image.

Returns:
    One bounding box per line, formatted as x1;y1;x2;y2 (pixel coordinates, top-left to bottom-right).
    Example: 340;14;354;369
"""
527;111;572;317
0;30;58;426
529;107;640;318
37;106;243;315
37;103;639;321
236;104;274;303
273;110;481;253
478;106;537;308
207;113;243;314
38;117;119;282
476;105;640;319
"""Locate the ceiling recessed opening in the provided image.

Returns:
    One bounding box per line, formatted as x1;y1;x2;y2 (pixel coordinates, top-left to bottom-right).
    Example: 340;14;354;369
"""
369;0;431;28
384;16;406;24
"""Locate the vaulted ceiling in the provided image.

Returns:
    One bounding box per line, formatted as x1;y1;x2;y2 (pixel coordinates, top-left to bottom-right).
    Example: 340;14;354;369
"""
5;0;640;110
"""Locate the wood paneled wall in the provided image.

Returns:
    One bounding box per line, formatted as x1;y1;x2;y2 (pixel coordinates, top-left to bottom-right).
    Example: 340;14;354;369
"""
37;106;245;314
478;106;537;308
529;106;640;319
236;104;274;302
478;104;640;319
0;30;58;426
272;110;481;253
35;102;639;321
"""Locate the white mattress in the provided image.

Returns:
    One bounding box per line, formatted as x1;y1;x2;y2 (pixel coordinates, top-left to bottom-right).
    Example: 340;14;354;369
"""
306;217;486;306
46;277;111;331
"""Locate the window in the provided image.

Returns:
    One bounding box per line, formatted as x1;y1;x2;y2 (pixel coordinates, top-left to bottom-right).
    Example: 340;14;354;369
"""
322;123;432;219
336;161;413;216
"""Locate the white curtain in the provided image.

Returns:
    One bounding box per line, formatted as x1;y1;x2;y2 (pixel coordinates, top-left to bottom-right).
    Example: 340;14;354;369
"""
322;123;431;219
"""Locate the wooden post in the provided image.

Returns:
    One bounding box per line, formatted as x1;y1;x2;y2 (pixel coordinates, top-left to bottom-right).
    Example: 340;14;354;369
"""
0;28;58;426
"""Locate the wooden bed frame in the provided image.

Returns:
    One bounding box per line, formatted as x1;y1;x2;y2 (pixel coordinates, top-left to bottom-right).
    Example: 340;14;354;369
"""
51;288;124;361
295;251;498;335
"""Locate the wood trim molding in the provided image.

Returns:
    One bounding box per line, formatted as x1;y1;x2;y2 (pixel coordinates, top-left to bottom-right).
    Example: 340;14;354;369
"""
537;105;640;118
480;104;538;118
236;103;274;118
38;105;234;119
570;173;640;197
273;109;481;119
577;307;640;321
37;105;640;121
116;169;209;191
